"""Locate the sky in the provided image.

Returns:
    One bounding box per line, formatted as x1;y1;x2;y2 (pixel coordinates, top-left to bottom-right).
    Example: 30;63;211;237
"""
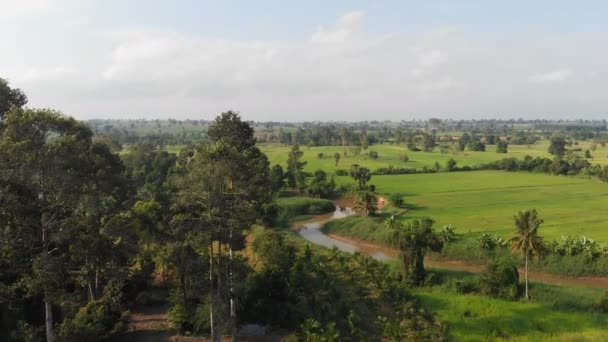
1;0;608;121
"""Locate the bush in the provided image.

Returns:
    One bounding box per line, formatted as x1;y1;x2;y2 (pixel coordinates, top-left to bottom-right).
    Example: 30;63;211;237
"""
369;151;378;159
335;169;349;176
478;260;520;300
388;193;404;207
58;298;127;341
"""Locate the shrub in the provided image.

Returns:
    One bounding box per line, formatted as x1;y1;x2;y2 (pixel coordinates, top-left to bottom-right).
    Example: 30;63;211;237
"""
388;192;404;207
335;169;349;176
58;298;127;341
369;151;378;159
400;154;409;162
479;260;520;300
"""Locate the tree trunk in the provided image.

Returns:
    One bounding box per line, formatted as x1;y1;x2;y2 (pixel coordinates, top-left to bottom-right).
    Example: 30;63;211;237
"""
524;249;529;300
88;281;95;302
229;225;236;342
41;190;55;342
180;271;188;314
209;244;216;342
45;299;55;342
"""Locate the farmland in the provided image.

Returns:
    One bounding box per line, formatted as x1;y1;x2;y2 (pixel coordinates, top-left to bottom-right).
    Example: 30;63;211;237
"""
260;140;608;173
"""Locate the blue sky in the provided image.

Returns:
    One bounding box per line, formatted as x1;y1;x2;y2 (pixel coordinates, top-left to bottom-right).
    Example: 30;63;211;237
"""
1;0;608;120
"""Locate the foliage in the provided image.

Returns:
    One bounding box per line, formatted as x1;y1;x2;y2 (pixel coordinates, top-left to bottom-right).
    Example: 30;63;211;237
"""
306;170;336;199
368;150;378;159
548;136;568;157
57;296;127;341
437;225;456;243
478;260;520;300
349;164;372;190
508;209;545;300
354;191;377;216
386;217;443;286
496;140;508;153
388;192;404;207
477;233;505;250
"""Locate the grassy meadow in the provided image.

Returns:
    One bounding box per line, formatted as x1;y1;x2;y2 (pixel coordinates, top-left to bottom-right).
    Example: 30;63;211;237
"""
260;139;608;173
368;171;608;241
325;171;608;242
415;288;608;341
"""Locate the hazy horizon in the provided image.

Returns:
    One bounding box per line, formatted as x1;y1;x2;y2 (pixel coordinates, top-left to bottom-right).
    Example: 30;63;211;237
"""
2;0;608;121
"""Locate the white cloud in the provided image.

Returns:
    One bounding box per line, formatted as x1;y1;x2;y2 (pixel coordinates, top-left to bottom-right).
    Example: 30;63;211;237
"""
311;11;364;43
529;69;573;84
4;10;608;120
0;0;54;16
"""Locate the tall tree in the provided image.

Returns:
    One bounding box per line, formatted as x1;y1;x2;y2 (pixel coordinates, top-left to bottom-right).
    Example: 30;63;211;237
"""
0;78;28;120
286;144;306;190
0;107;128;342
349;164;371;190
173;112;272;341
548;136;567;157
508;209;545;300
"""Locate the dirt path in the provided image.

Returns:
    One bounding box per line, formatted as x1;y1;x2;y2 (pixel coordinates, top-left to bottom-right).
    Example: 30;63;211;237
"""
328;232;608;289
113;305;171;342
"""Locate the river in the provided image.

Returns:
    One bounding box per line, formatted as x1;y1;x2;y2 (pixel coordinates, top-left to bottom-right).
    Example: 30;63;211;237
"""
295;204;608;289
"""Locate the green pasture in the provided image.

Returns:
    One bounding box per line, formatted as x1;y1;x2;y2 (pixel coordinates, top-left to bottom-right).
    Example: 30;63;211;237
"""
260;140;608;173
415;287;608;341
331;171;608;242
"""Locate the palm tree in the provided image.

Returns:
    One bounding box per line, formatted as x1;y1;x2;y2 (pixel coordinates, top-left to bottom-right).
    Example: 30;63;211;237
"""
508;209;545;300
354;191;377;216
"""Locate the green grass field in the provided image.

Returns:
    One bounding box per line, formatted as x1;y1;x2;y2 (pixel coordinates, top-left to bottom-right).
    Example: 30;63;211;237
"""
415;288;608;341
260;140;608;173
332;171;608;242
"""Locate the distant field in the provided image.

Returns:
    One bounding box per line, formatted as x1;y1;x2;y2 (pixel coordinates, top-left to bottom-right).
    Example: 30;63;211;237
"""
260;140;608;173
332;171;608;241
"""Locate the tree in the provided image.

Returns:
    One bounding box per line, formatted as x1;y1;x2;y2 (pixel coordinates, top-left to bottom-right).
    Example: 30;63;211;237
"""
445;158;457;171
496;140;508;153
349;164;372;190
457;133;470;151
286;144;306;190
386;217;443;286
354;191;377;216
0;78;28;120
207;110;255;150
467;139;485;151
508;209;545;300
333;152;341;167
368;151;378;159
585;149;592;159
0;108;129;342
174;113;273;341
317;152;324;159
270;164;285;192
306;170;336;199
548;136;567;157
422;133;435;152
360;131;369;150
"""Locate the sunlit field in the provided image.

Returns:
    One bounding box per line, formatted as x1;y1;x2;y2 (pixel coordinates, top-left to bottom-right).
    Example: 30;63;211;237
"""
330;171;608;241
260;139;608;173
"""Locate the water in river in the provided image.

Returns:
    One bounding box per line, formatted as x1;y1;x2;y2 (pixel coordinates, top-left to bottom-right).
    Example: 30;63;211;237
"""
296;205;394;261
296;204;608;289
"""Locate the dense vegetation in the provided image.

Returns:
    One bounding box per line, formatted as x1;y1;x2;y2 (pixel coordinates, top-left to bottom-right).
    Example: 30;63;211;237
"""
3;77;608;341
